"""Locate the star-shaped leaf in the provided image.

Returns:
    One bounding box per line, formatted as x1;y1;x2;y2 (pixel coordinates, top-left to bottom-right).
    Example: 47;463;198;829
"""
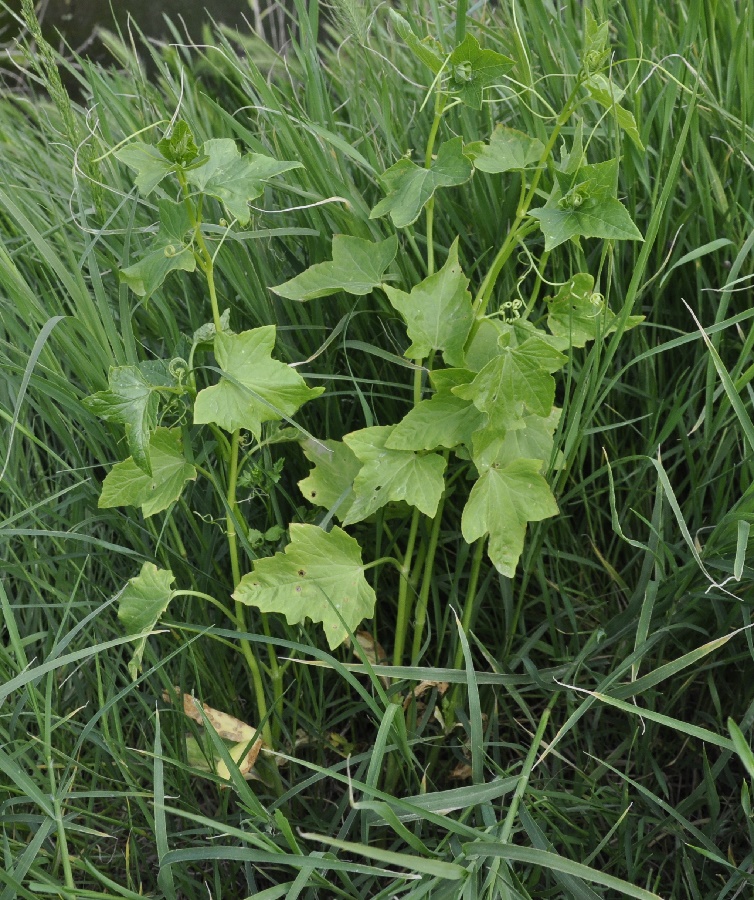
298;438;362;522
83;362;177;474
384;238;473;365
530;158;643;251
447;34;514;110
454;338;567;428
386;393;486;453
342;426;447;524
98;428;197;517
115;142;175;195
157;119;200;166
272;234;398;302
461;459;559;576
370;138;473;229
120;201;196;298
468;126;544;173
531;196;642;251
234;524;377;650
185;138;302;225
545;273;644;347
193;327;324;437
118;562;176;680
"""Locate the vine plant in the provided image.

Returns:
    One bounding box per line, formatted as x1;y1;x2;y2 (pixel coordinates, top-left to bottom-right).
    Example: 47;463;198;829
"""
85;9;644;756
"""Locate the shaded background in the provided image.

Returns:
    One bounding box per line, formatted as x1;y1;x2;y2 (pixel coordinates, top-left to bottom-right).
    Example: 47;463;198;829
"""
1;0;285;59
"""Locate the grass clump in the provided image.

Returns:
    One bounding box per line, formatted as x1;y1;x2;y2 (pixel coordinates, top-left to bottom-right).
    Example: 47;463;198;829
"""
2;1;754;897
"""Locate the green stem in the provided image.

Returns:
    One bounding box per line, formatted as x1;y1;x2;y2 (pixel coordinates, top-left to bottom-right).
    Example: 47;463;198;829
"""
178;168;222;330
473;80;583;321
227;431;274;750
227;430;242;586
174;589;240;626
390;86;446;662
451;537;486;672
392;508;422;666
424;94;447;276
441;538;487;735
411;482;448;665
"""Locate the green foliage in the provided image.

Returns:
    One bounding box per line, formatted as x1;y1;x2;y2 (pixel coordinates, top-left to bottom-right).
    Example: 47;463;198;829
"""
370;137;473;228
233;524;376;649
13;0;751;895
468;125;545;173
184;138;302;225
297;438;360;521
342;425;448;523
447;33;514;110
117;562;176;680
119;201;196;297
272;234;398;301
99;427;196;517
546;273;644;347
193;327;324;438
530;158;644;250
461;458;559;576
83;362;179;474
384;238;473;365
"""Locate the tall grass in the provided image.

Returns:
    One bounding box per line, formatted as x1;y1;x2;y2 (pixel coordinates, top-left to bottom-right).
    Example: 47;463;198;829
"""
2;0;754;896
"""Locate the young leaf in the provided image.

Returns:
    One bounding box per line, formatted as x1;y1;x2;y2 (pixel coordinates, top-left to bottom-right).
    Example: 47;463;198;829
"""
118;562;176;680
545;273;643;347
298;438;362;521
454;338;567;428
388;9;444;74
531;200;642;250
120;201;196;298
193;327;324;437
582;9;610;74
234;524;377;650
114;142;175;195
554;158;619;202
471;408;561;473
468;125;544;173
384;238;473;365
386;394;485;452
83;364;167;474
370;138;473;229
447;34;514;110
98;428;197;517
429;368;476;393
342;425;447;524
185;138;302;225
586;75;644;152
531;158;643;251
193;308;233;346
157;119;200;166
461;459;559;576
272;234;398;301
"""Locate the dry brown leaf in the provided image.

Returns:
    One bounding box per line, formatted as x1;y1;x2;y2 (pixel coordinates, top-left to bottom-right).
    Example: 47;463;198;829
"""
164;688;263;782
402;679;450;710
346;629;389;687
450;763;473;780
164;688;263;744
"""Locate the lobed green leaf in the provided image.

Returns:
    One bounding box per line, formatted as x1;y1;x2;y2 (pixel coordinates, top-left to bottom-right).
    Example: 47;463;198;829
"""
234;524;376;649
